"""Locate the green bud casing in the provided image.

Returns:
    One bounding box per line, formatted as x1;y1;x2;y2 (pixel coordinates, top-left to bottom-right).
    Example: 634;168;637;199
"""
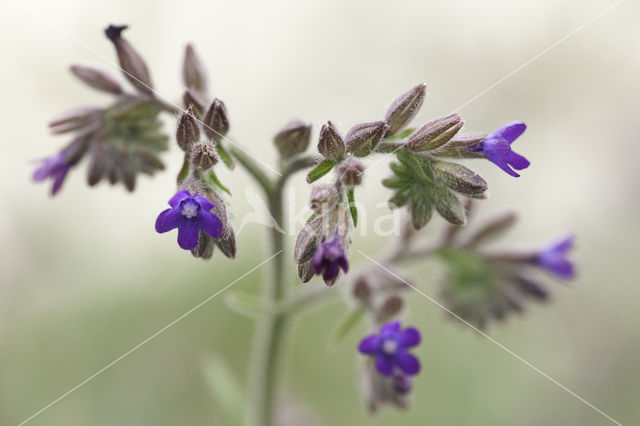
384;83;426;136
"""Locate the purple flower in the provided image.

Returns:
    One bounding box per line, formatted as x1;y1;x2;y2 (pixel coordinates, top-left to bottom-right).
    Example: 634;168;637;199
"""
311;234;349;281
358;321;421;377
536;234;575;279
32;152;72;195
155;190;223;250
466;121;530;177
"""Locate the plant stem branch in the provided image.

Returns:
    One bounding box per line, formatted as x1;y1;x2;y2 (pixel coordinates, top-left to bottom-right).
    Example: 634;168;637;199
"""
230;146;274;195
249;155;314;426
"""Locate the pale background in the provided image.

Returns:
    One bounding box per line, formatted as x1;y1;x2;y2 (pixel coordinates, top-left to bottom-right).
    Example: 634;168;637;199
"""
1;0;639;425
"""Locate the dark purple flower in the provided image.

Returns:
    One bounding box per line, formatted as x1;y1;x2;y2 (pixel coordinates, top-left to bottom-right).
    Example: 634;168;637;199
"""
155;190;223;250
466;121;529;177
311;233;349;281
33;152;72;195
536;234;575;279
358;321;421;377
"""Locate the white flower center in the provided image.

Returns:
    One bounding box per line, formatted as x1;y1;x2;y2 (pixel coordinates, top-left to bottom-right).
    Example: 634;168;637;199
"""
181;202;199;219
382;339;398;355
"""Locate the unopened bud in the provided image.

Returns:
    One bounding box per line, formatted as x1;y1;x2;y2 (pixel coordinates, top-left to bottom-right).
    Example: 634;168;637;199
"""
345;121;389;157
433;160;487;196
191;233;214;259
385;83;426;136
406;114;463;152
70;64;123;95
207;189;237;259
338;157;365;186
317;121;345;161
183;89;207;118
182;43;207;93
294;217;324;263
378;293;404;321
298;261;314;283
202;98;230;142
191;142;219;170
274;120;311;159
49;107;102;134
464;211;517;247
176;106;200;151
352;276;372;305
104;25;153;95
309;186;339;214
515;276;549;301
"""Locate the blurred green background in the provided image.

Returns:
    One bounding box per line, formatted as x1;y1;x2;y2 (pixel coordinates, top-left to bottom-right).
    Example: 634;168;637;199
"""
1;0;639;424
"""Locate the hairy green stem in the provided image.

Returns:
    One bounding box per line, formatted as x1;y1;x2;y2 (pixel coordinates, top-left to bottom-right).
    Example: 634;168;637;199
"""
230;152;314;426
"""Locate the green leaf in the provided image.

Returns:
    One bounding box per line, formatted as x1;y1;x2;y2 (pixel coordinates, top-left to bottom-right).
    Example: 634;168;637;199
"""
329;306;366;348
225;291;269;317
216;143;235;169
306;159;335;183
410;198;433;229
205;170;231;195
202;357;247;426
432;185;466;225
347;188;358;227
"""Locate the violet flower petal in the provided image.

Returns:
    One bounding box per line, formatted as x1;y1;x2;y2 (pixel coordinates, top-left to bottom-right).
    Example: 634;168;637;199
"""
375;356;394;376
198;211;224;239
168;190;191;207
395;350;421;375
399;327;421;347
177;221;200;250
358;335;380;355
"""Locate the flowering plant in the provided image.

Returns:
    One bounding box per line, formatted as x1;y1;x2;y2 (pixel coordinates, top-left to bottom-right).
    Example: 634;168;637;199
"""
34;24;575;425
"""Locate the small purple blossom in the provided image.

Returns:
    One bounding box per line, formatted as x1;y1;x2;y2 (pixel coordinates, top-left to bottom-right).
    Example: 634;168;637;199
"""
32;152;72;195
358;321;421;377
311;233;349;281
536;234;575;279
466;121;530;177
155;190;223;250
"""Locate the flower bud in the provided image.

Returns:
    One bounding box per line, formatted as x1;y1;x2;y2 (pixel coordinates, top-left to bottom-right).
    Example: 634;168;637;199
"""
176;106;200;152
345;121;390;157
49;107;102;134
384;83;426;136
338;157;365;187
309;186;339;214
406;114;463;152
297;261;314;283
206;189;236;259
191;232;214;259
70;64;123;95
352;276;372;305
191;142;219;170
182;43;207;94
183;89;207;118
464;211;517;248
317;121;345;161
202;98;230;142
515;276;549;301
377;293;404;321
274;120;311;159
104;25;153;95
293;217;324;263
433;160;487;196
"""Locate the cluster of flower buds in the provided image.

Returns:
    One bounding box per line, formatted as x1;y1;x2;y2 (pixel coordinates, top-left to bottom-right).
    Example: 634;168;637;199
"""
437;207;575;329
294;187;351;286
33;25;169;195
155;40;236;259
